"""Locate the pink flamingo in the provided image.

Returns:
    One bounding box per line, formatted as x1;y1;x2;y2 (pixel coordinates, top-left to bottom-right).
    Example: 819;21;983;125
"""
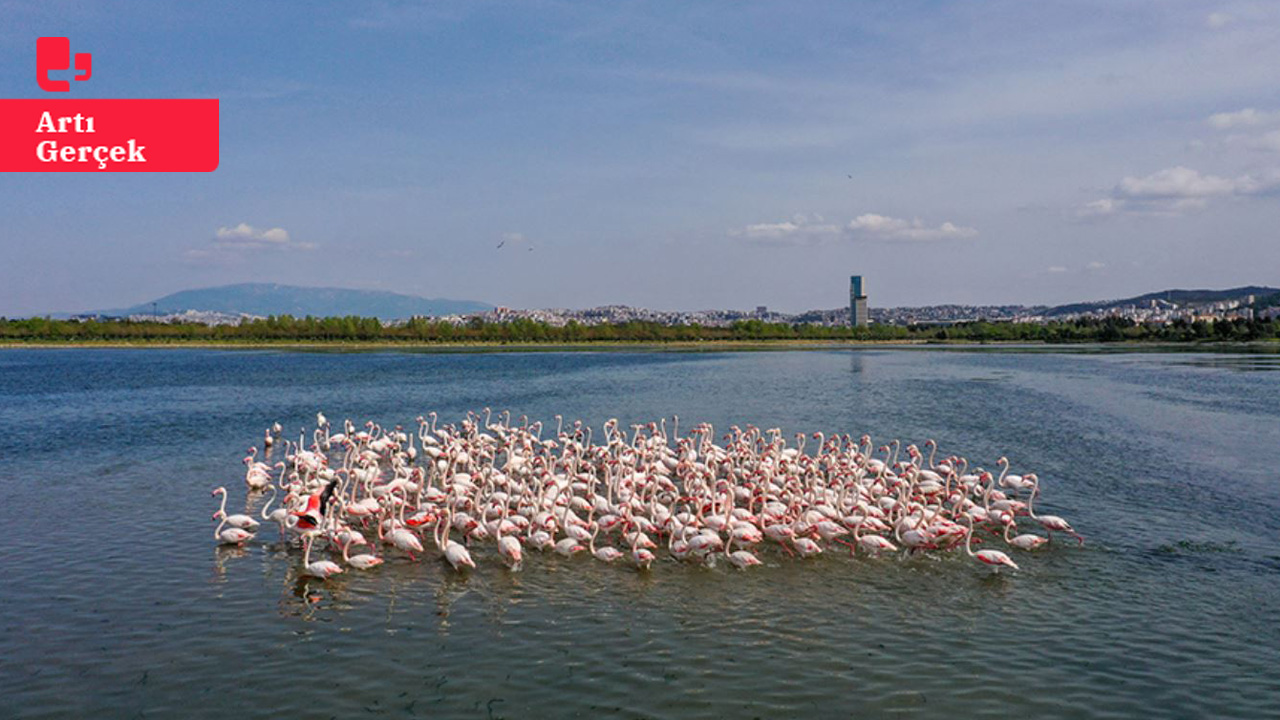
342;537;384;570
1003;520;1048;551
211;486;259;530
435;504;476;571
214;512;254;545
1029;477;1084;545
852;517;896;556
301;532;344;579
961;516;1019;572
724;533;761;569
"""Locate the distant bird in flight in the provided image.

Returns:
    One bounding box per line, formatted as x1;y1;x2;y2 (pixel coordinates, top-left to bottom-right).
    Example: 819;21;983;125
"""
497;240;506;249
847;174;853;179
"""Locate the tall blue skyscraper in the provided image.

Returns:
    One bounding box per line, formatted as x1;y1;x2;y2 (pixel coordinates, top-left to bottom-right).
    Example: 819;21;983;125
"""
850;275;868;327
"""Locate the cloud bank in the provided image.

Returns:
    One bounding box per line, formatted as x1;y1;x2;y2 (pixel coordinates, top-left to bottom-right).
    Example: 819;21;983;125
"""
1079;166;1280;217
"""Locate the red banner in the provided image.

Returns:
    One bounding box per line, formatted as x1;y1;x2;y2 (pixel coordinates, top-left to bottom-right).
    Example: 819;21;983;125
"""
0;99;218;172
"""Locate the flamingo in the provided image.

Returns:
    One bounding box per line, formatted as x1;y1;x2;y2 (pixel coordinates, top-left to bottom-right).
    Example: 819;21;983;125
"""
996;457;1037;494
961;516;1019;572
724;533;761;569
631;542;655;570
342;537;384;570
386;525;424;560
260;484;291;540
589;523;623;563
852;518;896;556
301;532;344;578
211;486;260;530
1003;520;1049;551
435;505;476;571
496;507;524;570
214;512;254;545
382;495;424;561
291;478;339;531
792;536;823;557
555;537;585;556
1029;477;1084;545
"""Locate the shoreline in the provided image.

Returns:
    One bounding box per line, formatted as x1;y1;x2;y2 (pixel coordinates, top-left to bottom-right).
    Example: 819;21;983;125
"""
2;339;1278;352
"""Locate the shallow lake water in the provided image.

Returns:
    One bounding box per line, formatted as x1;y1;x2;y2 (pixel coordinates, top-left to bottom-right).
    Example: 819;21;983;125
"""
1;347;1277;718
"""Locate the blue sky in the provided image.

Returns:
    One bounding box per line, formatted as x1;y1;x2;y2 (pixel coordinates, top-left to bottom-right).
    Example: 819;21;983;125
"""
2;1;1279;315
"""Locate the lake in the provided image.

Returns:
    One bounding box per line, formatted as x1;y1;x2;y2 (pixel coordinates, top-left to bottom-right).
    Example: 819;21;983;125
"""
1;347;1277;718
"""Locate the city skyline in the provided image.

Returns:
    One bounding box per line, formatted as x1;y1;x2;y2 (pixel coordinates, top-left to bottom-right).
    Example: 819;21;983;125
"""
52;279;1276;329
4;2;1280;317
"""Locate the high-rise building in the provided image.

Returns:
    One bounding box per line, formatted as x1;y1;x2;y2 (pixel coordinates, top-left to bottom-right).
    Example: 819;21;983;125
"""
850;275;868;327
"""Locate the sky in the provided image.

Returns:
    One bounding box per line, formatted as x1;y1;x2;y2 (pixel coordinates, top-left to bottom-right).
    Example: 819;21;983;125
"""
2;0;1279;316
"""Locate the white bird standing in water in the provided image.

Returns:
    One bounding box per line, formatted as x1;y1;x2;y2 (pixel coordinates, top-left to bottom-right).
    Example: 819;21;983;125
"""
302;531;344;578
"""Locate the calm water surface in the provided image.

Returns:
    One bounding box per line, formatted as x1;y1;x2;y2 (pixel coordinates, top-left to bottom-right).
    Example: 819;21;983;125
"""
1;348;1278;718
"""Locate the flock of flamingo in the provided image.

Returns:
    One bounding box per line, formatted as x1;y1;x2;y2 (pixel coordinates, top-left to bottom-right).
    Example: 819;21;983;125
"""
212;410;1082;579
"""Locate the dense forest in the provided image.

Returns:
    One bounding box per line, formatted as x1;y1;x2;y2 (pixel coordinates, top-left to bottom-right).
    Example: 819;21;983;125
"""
1;315;1278;344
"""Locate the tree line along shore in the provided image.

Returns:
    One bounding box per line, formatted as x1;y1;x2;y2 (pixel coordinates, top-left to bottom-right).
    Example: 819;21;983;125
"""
3;315;1280;345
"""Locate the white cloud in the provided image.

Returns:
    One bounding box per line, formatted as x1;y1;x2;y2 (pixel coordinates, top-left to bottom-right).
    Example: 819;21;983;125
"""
213;223;311;249
729;214;841;244
1205;110;1280;155
1207;108;1280;129
1079;165;1280;218
1045;261;1106;274
216;223;289;244
1076;197;1123;218
1206;12;1235;29
1116;166;1250;199
731;213;975;245
846;214;978;241
188;223;315;260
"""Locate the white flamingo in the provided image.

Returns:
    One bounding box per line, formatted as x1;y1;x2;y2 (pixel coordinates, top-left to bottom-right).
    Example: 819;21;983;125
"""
342;537;384;570
1029;477;1084;545
962;515;1019;572
302;532;344;578
214;512;254;545
211;486;260;530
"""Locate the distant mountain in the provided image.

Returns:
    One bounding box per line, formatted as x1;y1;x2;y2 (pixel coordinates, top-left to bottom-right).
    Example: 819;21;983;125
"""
1043;286;1279;317
95;283;492;319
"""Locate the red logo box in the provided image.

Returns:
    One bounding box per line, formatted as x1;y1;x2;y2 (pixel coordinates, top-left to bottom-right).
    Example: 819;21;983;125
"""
0;99;219;172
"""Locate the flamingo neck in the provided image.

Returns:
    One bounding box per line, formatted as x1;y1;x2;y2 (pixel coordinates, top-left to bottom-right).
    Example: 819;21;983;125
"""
261;485;277;520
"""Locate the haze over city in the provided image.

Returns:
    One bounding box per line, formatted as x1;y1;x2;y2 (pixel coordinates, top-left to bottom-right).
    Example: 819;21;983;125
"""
3;1;1279;318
